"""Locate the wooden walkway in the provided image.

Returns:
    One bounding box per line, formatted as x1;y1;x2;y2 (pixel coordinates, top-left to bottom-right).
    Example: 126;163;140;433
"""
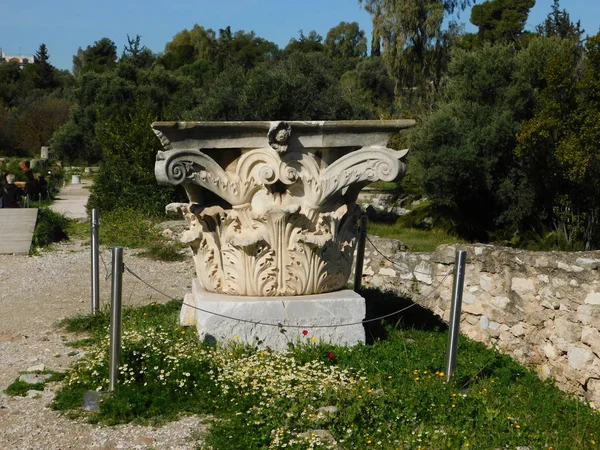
0;208;38;254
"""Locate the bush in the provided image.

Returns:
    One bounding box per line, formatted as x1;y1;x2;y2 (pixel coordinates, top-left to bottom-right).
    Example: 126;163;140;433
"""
31;208;69;249
87;108;184;217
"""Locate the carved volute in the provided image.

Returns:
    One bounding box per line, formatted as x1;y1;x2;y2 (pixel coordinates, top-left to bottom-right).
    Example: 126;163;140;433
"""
154;120;414;296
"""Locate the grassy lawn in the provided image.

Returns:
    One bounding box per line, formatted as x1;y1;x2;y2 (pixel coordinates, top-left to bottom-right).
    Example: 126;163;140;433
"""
368;221;469;252
42;292;600;449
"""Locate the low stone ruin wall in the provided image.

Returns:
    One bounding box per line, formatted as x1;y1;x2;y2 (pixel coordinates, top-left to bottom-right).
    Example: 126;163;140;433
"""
359;236;600;405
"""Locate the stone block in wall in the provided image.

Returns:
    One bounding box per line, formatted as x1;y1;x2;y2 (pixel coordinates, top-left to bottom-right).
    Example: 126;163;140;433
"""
535;256;550;267
511;277;536;299
552;316;581;344
379;267;396;277
434;245;459;264
550;335;572;353
414;262;432;284
586;378;600;407
582;327;600;356
528;310;552;327
585;292;600;305
543;342;560;360
577;304;600;327
542;299;559;310
552;278;568;288
567;346;595;371
558;261;584;273
510;323;526;337
479;273;504;295
462;291;483;315
576;258;600;270
464;314;478;326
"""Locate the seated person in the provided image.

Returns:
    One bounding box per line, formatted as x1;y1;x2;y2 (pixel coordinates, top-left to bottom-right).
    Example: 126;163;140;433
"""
1;174;24;208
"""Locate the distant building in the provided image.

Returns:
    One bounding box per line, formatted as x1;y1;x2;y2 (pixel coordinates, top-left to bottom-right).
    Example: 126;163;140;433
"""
0;48;35;68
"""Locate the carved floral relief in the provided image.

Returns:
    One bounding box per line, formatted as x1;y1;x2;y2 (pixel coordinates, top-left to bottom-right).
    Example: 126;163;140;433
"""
154;120;413;296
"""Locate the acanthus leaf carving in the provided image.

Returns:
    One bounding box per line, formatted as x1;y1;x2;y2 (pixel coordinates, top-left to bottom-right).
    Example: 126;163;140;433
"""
155;121;412;297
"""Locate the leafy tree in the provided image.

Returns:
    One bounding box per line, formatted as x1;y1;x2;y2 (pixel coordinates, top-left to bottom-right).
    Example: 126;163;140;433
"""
0;61;23;107
73;38;118;75
284;30;324;54
87;107;182;215
187;52;372;121
536;0;585;46
411;43;535;239
516;34;600;249
0;107;20;155
161;24;217;70
53;41;199;163
340;56;396;116
214;27;279;71
359;0;474;100
121;34;155;69
13;97;72;155
324;21;367;59
470;0;535;45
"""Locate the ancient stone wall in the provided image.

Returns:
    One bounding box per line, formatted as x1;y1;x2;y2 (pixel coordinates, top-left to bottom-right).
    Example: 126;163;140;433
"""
359;236;600;405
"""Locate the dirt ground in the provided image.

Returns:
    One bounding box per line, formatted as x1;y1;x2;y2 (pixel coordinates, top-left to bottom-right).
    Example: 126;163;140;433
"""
0;239;209;449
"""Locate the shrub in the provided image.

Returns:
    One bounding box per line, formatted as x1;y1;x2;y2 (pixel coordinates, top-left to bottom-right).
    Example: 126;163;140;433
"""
31;208;69;249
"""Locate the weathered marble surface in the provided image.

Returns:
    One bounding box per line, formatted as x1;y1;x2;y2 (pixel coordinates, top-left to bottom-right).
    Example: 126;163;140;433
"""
181;278;366;350
154;120;413;296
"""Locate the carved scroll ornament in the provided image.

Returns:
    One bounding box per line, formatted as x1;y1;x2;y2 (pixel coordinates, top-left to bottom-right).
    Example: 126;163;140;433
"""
154;120;413;296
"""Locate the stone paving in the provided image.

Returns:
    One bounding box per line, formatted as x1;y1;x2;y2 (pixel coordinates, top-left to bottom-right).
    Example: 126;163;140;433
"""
49;179;91;220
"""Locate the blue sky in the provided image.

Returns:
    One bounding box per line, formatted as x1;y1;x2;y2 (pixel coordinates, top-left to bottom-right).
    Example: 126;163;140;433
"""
1;0;599;72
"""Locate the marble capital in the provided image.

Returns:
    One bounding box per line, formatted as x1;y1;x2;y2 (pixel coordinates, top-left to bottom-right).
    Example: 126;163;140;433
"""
154;120;414;296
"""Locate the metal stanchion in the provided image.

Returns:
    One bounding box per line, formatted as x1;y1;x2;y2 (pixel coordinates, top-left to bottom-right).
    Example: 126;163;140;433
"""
445;250;467;383
91;209;100;314
109;246;124;392
353;214;368;291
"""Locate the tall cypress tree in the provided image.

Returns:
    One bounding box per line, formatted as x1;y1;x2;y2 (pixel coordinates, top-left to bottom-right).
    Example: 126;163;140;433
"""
33;43;57;90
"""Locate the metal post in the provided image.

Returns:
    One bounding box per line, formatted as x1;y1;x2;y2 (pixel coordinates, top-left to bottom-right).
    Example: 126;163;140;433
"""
353;214;368;291
109;246;124;392
445;250;467;383
91;209;100;314
38;193;42;205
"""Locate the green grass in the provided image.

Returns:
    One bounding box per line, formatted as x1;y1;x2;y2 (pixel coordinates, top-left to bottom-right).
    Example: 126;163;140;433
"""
58;300;184;341
366;181;398;191
51;290;600;449
96;209;186;261
368;221;468;252
63;208;186;261
5;371;67;396
5;380;45;396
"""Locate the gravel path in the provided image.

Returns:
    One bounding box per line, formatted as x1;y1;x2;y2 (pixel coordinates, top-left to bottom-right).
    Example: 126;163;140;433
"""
0;238;209;449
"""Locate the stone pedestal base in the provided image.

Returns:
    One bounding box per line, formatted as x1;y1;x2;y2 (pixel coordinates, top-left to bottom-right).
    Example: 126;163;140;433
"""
180;279;366;350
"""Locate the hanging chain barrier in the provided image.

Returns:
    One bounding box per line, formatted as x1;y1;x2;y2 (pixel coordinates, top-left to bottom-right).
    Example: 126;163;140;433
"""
123;263;453;329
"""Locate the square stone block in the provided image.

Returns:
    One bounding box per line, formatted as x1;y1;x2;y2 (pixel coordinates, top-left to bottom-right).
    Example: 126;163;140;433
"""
181;279;366;350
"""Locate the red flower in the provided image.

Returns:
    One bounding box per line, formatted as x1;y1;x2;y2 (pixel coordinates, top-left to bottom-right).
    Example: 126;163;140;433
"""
327;352;335;360
302;330;309;336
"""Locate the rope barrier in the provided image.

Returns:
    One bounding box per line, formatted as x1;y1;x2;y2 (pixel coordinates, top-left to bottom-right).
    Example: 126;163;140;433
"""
123;264;453;329
94;212;455;329
365;234;444;277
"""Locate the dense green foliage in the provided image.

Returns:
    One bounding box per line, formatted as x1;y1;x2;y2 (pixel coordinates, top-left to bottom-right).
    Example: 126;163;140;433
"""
2;1;600;247
31;208;70;249
52;294;600;448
